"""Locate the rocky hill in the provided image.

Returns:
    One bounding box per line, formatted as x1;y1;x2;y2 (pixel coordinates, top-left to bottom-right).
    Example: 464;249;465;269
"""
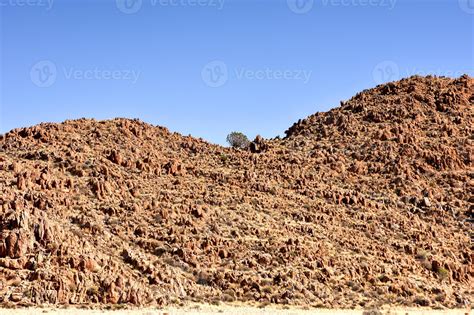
0;75;472;309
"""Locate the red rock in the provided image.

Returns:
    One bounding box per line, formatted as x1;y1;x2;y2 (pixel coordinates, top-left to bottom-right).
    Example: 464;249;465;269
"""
80;257;100;273
108;150;123;165
0;76;471;308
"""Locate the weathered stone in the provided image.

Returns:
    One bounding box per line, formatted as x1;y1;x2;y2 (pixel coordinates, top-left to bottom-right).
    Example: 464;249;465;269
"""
0;76;471;309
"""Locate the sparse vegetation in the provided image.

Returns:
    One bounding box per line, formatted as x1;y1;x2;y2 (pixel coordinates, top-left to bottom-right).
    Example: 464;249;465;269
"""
226;131;250;149
219;153;228;163
436;267;449;280
415;249;429;261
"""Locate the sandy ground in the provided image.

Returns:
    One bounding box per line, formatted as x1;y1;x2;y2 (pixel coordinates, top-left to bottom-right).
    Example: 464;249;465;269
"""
0;305;471;315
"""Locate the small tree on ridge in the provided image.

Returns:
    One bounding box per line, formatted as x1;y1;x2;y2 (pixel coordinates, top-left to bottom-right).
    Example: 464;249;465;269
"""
226;132;250;149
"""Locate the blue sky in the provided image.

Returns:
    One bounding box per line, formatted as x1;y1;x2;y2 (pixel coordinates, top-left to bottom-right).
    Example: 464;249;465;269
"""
1;0;472;145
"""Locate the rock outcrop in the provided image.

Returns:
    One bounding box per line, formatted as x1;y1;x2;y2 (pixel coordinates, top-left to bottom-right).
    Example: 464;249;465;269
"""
0;75;472;308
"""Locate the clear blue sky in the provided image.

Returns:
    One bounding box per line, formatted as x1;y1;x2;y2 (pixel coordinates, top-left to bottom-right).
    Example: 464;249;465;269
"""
1;0;472;145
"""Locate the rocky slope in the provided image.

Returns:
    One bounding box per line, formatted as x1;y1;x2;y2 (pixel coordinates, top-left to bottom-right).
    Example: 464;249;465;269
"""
0;75;472;309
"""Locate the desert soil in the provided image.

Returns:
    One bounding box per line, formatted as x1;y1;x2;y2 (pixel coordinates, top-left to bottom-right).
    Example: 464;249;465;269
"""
0;305;472;315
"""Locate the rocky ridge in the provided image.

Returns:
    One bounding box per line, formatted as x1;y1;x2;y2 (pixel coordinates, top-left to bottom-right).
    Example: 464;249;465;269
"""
0;75;472;308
